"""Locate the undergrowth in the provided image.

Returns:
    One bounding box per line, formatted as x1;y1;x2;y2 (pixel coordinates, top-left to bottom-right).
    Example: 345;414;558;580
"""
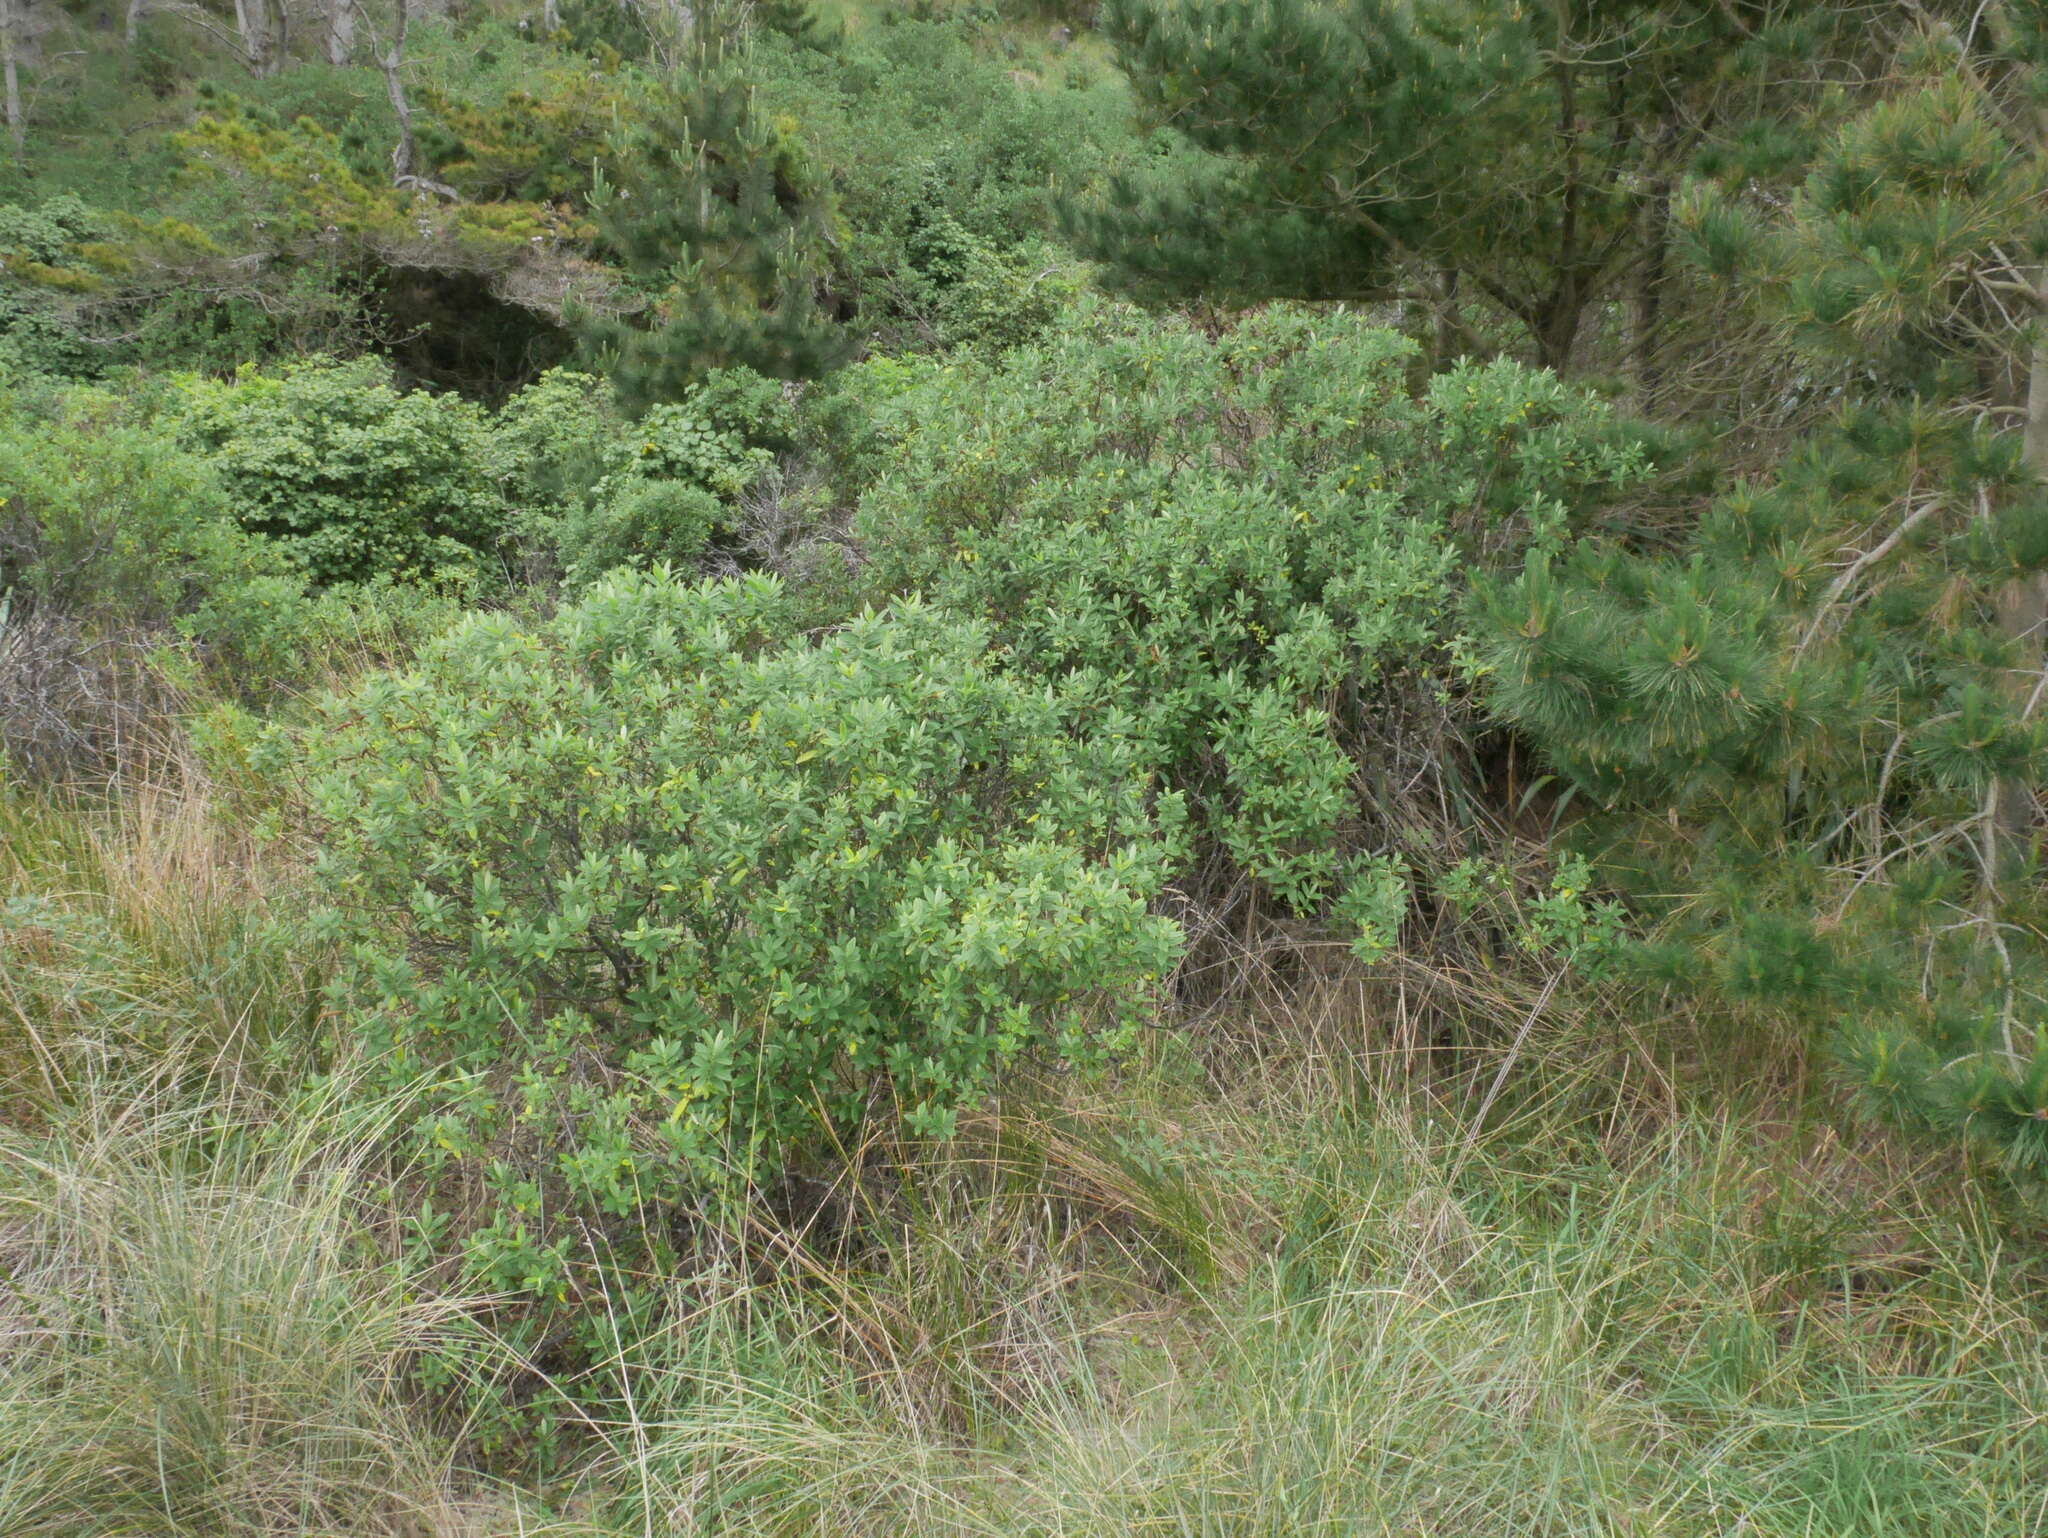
2;773;2043;1537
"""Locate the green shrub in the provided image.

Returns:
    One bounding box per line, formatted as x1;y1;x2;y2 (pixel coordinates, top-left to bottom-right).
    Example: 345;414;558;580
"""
870;164;1083;352
825;303;1648;925
630;366;792;488
746;17;1128;325
557;478;726;590
926;236;1079;352
552;368;787;589
0;383;277;629
0;381;461;708
490;366;620;580
175;356;510;588
286;569;1183;1305
0;197;122;380
180;573;468;689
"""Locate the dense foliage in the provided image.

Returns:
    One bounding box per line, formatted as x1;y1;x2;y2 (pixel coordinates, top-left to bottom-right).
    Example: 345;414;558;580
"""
826;304;1647;926
1471;34;2048;1168
288;572;1181;1297
176;357;512;587
1081;0;1875;374
6;0;2048;1528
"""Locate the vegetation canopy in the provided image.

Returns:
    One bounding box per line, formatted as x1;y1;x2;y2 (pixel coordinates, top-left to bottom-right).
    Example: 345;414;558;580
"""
2;0;2047;1529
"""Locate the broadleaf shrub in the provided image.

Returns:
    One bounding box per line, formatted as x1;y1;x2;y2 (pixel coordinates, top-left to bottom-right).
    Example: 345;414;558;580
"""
556;371;786;589
287;570;1184;1296
491;367;619;584
494;364;790;591
0;382;462;721
0;383;276;629
824;303;1649;929
175;356;510;588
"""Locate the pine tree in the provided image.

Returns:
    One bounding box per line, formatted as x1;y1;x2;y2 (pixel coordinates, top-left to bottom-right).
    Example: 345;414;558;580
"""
580;25;853;405
1074;0;1868;375
1473;21;2048;1173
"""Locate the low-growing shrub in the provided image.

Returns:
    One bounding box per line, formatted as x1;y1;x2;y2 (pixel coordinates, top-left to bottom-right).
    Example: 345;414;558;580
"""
0;378;468;714
175;356;510;588
0;197;126;381
0;384;276;629
557;477;726;590
823;303;1649;937
284;569;1183;1308
0;382;351;766
490;366;620;583
495;364;789;590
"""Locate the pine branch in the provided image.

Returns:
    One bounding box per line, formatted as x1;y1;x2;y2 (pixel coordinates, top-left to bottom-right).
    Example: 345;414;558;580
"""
1792;494;1946;661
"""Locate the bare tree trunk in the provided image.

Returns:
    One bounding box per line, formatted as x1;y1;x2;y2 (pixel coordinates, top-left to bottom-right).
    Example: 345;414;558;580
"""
384;0;414;181
125;0;147;46
1433;267;1459;373
0;0;21;159
1531;288;1583;376
233;0;284;73
1993;264;2048;852
326;0;351;63
1985;80;2048;860
540;0;557;33
1632;175;1671;405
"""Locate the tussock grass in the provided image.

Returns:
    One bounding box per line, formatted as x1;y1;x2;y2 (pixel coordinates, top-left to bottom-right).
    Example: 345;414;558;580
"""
1;771;315;1100
3;776;2045;1537
567;1049;2048;1538
0;1070;521;1538
0;778;537;1536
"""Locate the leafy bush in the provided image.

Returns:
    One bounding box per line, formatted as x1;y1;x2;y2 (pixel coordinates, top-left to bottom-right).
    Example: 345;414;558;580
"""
0;381;463;718
0;197;122;380
550;367;787;589
175;356;510;588
924;236;1079;353
491;366;619;579
747;16;1127;321
180;573;470;691
0;182;371;383
0;383;293;772
0;383;275;628
558;478;726;590
871;165;1083;351
826;304;1647;928
287;570;1183;1305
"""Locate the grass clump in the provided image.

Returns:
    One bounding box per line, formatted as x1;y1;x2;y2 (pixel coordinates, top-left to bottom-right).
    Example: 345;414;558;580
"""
0;1073;505;1538
0;777;532;1536
3;776;2043;1536
544;1042;2048;1538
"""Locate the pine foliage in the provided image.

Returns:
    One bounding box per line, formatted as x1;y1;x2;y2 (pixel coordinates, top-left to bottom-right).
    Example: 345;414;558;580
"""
1078;0;1862;369
1473;32;2048;1170
585;47;852;406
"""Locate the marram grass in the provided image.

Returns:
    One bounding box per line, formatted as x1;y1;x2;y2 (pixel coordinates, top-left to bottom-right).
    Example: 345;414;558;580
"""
3;783;2045;1537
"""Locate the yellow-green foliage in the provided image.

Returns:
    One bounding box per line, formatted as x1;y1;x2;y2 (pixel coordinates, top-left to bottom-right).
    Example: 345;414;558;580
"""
831;304;1646;918
281;570;1183;1317
174;108;590;272
419;65;637;204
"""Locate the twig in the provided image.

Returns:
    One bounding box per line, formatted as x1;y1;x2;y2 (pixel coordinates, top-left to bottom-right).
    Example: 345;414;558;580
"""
1792;494;1945;660
1455;965;1566;1167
